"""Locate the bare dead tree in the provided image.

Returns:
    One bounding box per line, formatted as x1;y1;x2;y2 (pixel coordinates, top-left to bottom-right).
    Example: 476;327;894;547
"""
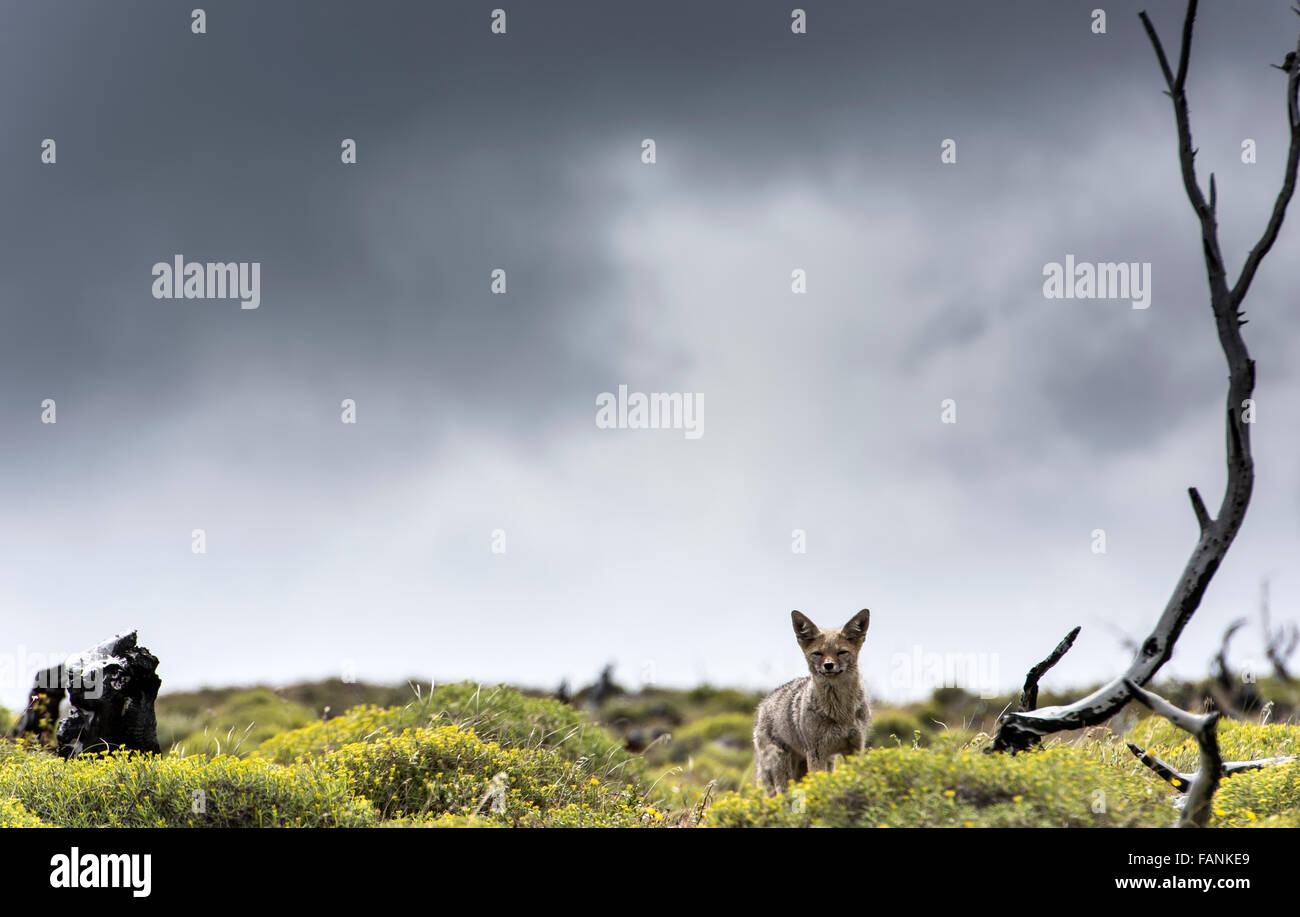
1211;617;1247;694
990;1;1300;752
1259;578;1298;682
1207;616;1251;716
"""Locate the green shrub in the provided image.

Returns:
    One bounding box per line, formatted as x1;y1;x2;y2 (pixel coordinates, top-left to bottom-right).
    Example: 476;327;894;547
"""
256;682;639;782
0;742;374;828
658;745;751;795
0;796;46;827
169;688;318;756
870;712;930;748
320;724;653;826
1126;716;1300;826
684;685;764;715
639;712;754;802
1212;760;1300;826
519;801;657;827
704;738;1170;827
602;698;685;727
321;724;552;820
1127;716;1300;767
384;802;657;828
647;712;752;764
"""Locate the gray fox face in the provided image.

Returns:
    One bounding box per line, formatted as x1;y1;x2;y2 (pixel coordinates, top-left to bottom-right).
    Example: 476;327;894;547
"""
791;609;870;679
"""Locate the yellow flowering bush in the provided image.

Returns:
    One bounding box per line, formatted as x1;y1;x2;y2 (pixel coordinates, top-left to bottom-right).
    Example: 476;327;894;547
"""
8;681;1294;829
1211;759;1300;826
320;724;547;820
1127;715;1300;767
0;796;46;827
383;800;653;828
256;682;639;781
1127;716;1300;826
255;704;403;762
0;743;375;828
317;724;649;826
704;738;1170;827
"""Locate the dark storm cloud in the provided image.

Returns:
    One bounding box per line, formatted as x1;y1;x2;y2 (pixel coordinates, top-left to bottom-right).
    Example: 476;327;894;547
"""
1;1;1298;703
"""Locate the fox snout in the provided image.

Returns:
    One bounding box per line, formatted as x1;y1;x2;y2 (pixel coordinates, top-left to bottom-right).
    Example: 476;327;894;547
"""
817;656;847;676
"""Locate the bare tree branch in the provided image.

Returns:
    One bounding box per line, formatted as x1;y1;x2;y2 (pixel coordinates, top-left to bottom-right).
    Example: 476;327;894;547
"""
1231;32;1300;307
1128;742;1188;788
1212;617;1246;685
1125;680;1222;827
1139;1;1231;302
1016;626;1080;712
1173;0;1198;90
1211;616;1248;710
1188;486;1211;533
990;3;1299;752
1139;9;1176;87
1127;741;1294;794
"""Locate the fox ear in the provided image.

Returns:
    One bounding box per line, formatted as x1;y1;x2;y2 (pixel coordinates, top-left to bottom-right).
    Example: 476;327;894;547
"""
842;608;870;643
791;610;820;644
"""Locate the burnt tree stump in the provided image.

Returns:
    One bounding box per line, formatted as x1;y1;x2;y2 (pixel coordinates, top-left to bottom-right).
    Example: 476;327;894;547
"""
12;631;162;758
57;631;162;758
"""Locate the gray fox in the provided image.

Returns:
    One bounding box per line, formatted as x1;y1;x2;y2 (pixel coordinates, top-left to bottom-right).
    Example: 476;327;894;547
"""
753;609;871;795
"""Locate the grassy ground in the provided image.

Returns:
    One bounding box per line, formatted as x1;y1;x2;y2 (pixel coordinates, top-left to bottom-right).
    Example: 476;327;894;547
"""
1;676;1297;827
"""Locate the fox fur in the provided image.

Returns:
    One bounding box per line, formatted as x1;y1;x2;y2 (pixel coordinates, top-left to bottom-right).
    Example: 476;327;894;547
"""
753;609;871;795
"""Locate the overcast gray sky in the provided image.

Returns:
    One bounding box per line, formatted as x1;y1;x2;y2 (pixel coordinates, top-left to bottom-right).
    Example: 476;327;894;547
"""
2;0;1299;710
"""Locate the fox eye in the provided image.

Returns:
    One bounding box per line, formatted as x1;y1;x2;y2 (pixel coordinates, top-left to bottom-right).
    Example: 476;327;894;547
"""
837;650;849;656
